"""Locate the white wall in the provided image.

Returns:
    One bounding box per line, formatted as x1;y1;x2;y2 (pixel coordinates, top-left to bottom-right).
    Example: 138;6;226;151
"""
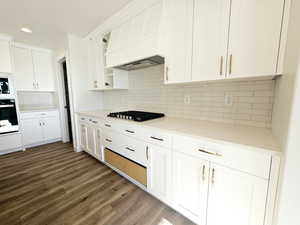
272;0;300;224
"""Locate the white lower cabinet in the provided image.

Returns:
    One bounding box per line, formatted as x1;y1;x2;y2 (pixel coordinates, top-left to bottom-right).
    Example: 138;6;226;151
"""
173;152;209;224
21;118;44;146
86;125;96;155
95;128;103;160
206;164;268;225
147;144;172;202
79;121;103;160
80;123;88;151
20;111;61;147
77;114;276;225
173;150;269;225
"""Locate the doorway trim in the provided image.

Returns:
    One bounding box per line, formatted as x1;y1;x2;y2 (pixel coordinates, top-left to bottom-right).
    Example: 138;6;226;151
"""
56;53;76;146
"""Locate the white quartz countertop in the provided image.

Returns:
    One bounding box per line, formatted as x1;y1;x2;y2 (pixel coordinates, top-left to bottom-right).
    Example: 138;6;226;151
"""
77;110;281;154
19;106;59;112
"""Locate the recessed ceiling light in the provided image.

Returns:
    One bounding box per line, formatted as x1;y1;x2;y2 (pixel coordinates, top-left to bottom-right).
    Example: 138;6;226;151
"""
21;27;32;33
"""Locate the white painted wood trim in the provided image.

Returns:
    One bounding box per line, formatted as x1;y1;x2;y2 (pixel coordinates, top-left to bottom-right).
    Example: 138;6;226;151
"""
0;34;13;41
23;138;62;149
56;56;70;143
265;155;281;225
276;0;292;74
0;147;23;156
12;42;53;53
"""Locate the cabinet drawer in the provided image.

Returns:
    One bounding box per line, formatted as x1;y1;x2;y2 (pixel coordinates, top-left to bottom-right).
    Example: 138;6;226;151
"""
20;110;59;119
102;130;121;154
118;123;146;140
119;135;148;167
86;117;101;126
173;134;271;179
105;148;147;186
144;130;172;149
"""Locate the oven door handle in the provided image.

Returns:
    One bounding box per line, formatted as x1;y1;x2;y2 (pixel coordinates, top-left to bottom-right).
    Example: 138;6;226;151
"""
0;105;14;108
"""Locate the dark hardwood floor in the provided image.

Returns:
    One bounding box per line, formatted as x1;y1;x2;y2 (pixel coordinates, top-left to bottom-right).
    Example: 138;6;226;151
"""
0;142;194;225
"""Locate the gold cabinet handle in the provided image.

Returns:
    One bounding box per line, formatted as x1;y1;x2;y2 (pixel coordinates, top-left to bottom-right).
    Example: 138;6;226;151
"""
219;56;224;76
198;149;222;157
212;168;215;184
229;54;233;75
202;165;206;181
165;66;169;81
146;146;149;160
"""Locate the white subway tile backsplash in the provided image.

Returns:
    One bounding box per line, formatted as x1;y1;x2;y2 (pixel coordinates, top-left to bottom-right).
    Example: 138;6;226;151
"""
103;65;275;128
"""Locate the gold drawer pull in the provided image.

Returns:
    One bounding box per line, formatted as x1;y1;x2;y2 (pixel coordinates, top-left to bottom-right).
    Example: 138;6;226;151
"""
198;149;222;157
151;136;164;142
126;147;135;152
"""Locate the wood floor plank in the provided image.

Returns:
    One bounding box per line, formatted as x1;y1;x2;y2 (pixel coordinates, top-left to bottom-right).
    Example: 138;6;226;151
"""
0;142;195;225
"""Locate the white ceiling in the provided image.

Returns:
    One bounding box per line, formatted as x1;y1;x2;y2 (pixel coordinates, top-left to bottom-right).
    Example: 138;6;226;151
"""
0;0;132;51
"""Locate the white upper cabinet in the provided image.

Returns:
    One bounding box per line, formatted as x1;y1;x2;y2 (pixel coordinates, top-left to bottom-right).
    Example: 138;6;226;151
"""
162;0;286;83
192;0;230;81
0;38;13;74
207;164;268;225
13;45;56;92
163;0;194;83
32;50;55;91
13;46;36;91
227;0;285;78
87;37;105;90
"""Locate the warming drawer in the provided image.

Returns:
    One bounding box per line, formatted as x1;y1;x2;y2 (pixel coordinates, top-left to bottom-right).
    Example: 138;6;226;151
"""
104;148;147;186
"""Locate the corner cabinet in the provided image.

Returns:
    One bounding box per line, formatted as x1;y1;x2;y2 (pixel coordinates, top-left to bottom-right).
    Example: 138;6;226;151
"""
13;45;55;91
163;0;286;83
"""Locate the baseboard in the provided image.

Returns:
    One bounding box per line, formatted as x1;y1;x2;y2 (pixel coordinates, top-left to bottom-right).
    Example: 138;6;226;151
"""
0;147;23;155
23;138;62;149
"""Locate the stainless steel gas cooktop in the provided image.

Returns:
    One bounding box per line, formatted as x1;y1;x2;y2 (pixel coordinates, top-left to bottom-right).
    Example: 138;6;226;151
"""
107;111;165;122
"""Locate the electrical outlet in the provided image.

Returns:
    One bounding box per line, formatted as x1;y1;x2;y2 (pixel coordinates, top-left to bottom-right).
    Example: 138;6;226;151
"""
225;94;233;106
184;95;190;105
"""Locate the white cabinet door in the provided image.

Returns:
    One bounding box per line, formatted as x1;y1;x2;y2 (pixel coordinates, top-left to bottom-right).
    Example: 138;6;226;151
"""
227;0;285;78
13;46;36;91
86;125;96;155
147;145;171;201
32;50;55;91
207;164;268;225
80;123;88;151
192;0;230;81
163;0;194;83
173;152;209;224
87;37;105;90
0;39;12;73
21;118;43;145
95;128;103;160
42;116;61;141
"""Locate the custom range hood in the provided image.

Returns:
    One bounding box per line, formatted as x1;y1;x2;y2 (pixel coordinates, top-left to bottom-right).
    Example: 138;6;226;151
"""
114;55;164;71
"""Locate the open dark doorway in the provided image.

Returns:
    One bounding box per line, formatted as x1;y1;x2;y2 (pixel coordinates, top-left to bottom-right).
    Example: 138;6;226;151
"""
62;60;73;143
